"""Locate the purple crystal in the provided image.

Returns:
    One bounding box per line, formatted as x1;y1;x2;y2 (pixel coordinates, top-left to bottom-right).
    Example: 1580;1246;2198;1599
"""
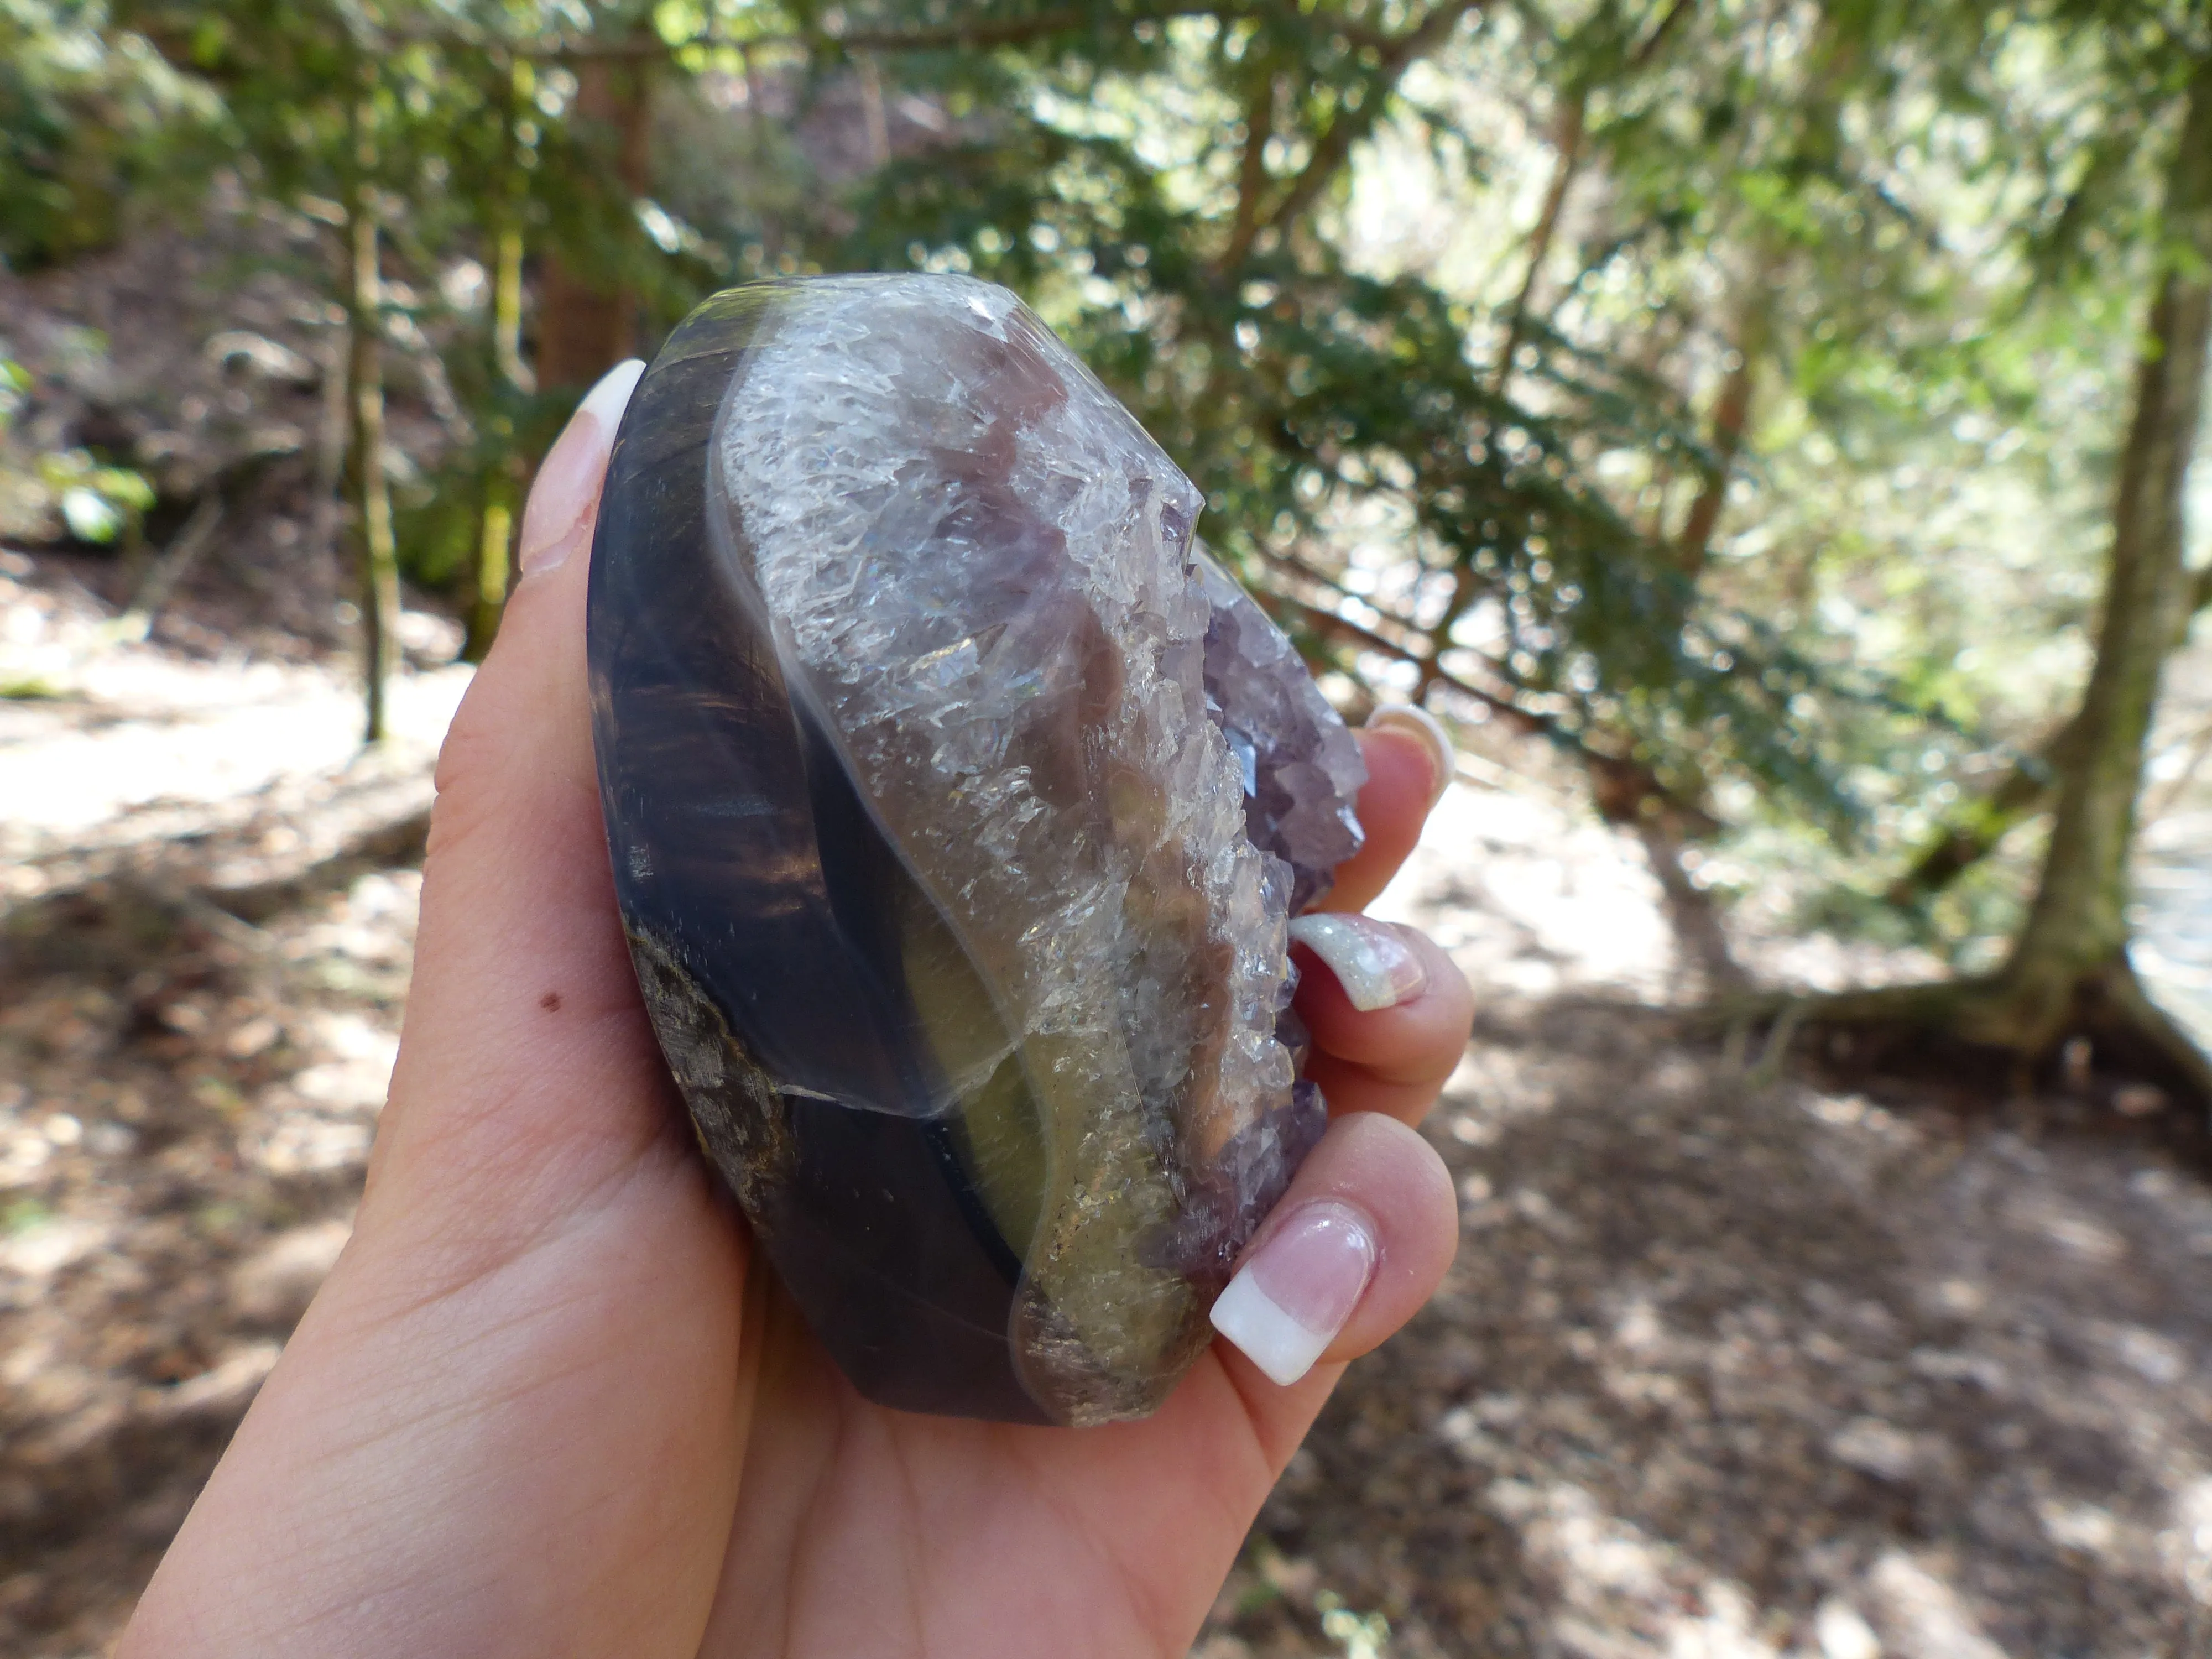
589;274;1368;1425
1198;552;1368;912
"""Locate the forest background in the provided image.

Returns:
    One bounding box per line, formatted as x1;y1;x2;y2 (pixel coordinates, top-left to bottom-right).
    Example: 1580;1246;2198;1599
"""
4;0;2212;1653
8;0;2212;1094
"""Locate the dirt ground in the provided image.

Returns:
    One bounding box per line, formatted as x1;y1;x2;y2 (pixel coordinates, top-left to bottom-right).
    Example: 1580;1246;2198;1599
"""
6;551;2212;1658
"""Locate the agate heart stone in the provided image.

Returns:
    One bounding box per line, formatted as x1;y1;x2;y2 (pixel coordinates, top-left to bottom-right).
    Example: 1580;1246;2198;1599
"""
588;275;1365;1425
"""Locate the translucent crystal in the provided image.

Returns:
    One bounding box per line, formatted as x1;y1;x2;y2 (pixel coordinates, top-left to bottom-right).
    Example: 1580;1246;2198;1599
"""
588;275;1365;1425
1197;549;1368;912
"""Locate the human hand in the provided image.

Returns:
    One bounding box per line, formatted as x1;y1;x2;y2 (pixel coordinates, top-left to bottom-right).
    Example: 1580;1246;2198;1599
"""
118;364;1475;1658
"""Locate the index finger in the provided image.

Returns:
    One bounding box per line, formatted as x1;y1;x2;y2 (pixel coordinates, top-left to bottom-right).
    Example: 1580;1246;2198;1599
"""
1321;707;1454;914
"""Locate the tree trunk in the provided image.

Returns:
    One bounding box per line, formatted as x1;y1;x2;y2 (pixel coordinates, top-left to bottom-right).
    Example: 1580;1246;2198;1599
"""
536;46;653;392
1635;817;1751;995
1674;291;1768;575
1562;270;1773;987
307;327;349;581
857;51;891;169
465;239;522;661
1884;561;2212;907
345;85;401;745
1493;91;1585;393
466;61;534;663
1491;0;1689;392
347;205;401;743
1586;752;1746;993
1218;59;1279;274
1968;58;2212;1067
1423;87;1587;697
1885;712;2085;907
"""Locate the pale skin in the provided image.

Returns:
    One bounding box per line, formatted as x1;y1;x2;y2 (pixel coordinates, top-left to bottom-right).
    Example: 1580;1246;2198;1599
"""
118;373;1475;1659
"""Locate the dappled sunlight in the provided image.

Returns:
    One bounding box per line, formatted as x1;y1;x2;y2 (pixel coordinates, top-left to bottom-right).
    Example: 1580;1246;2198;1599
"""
1202;794;2212;1656
0;630;433;1646
0;559;469;896
5;0;2212;1646
11;612;2212;1652
1370;780;1677;1003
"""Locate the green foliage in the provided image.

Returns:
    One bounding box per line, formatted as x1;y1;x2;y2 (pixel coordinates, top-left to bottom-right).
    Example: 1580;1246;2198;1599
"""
4;0;2205;971
815;5;1888;831
0;344;153;544
0;0;218;268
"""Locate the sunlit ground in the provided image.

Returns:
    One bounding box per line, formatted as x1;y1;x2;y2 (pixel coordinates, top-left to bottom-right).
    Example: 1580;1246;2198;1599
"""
5;554;2212;1656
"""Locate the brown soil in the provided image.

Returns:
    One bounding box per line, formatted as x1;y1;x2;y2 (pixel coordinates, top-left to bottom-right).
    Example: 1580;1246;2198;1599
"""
1197;996;2212;1657
6;564;2212;1657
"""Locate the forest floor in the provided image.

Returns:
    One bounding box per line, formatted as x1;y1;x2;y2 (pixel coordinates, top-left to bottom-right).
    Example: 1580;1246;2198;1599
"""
5;548;2212;1658
1201;785;2212;1659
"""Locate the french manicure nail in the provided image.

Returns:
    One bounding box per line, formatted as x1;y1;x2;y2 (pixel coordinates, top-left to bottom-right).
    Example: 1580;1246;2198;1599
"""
1287;913;1427;1011
518;358;645;577
1209;1201;1378;1386
1364;703;1454;809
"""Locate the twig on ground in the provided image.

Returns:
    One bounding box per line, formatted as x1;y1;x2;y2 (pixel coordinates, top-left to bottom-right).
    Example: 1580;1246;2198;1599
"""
113;498;226;645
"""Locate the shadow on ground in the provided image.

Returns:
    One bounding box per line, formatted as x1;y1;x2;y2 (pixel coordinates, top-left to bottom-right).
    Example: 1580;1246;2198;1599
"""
1200;994;2212;1657
5;557;2212;1656
1;864;413;1656
7;833;2212;1655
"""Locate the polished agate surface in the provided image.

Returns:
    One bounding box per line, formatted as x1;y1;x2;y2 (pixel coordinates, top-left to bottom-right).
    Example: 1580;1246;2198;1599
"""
588;275;1364;1424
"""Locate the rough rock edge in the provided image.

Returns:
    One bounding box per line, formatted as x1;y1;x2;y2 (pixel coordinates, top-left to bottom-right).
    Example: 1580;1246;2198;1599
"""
624;925;795;1226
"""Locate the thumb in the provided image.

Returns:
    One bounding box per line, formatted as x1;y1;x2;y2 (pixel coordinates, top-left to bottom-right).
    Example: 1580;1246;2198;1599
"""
366;359;676;1271
120;361;752;1658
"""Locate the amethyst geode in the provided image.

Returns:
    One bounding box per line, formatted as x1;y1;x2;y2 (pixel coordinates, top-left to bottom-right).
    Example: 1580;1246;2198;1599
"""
588;275;1365;1425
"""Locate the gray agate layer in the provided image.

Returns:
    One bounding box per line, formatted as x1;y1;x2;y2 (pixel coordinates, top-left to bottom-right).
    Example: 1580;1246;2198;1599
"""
588;275;1365;1425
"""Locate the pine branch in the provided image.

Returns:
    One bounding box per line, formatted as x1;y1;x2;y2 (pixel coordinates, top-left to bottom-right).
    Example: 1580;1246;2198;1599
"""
1271;592;1550;737
1253;0;1481;238
1219;64;1280;273
1493;90;1585;390
405;6;1246;64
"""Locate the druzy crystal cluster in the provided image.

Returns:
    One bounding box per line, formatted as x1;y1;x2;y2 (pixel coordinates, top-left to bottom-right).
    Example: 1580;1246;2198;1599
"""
588;275;1365;1425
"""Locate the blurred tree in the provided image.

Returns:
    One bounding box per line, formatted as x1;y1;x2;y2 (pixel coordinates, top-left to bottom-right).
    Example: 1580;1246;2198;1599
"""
463;50;536;661
1813;14;2212;1095
822;1;1848;928
118;0;596;728
773;0;2062;995
534;12;658;392
114;0;410;734
0;0;217;268
340;38;403;742
13;0;2211;1100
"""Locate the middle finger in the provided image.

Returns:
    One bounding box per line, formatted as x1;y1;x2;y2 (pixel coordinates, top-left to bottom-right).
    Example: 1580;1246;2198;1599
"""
1292;919;1473;1126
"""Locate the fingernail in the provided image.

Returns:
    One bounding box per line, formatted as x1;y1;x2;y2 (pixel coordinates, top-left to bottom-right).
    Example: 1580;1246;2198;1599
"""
518;358;645;576
1287;913;1427;1011
1209;1201;1378;1386
1364;703;1454;808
